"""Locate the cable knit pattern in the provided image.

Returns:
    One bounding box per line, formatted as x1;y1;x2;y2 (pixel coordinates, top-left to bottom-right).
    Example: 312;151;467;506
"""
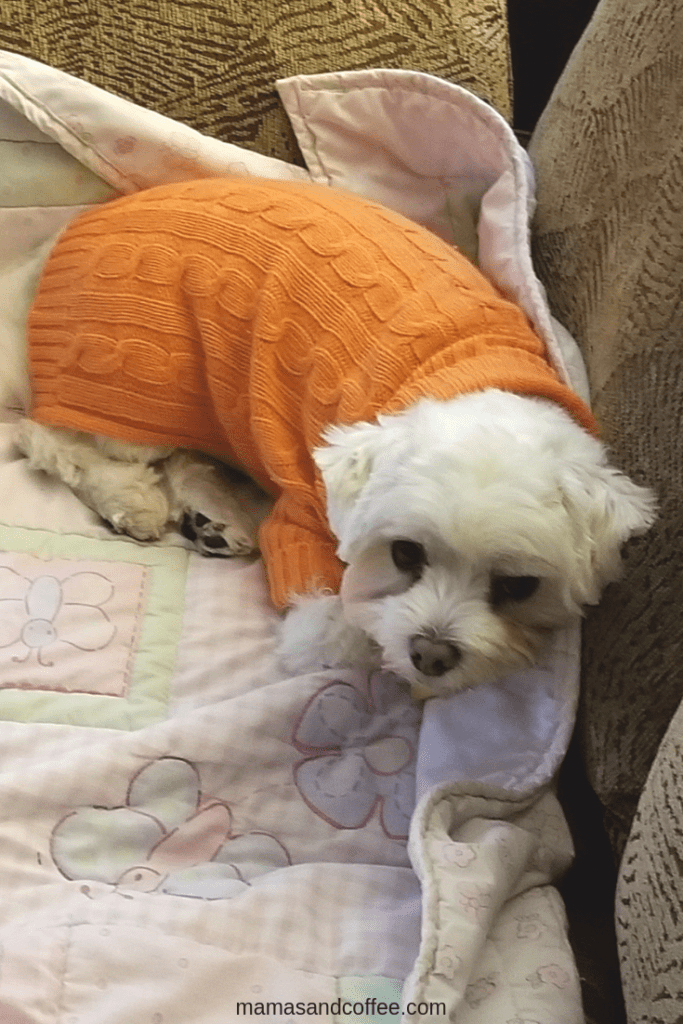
28;177;598;607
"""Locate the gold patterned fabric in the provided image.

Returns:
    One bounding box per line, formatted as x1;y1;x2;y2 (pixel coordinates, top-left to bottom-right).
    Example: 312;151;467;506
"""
0;0;511;164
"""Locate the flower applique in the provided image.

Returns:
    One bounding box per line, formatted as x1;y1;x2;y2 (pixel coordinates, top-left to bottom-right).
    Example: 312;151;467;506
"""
433;944;463;980
113;136;136;155
437;841;477;868
516;913;546;940
457;881;493;924
0;567;116;667
465;973;498;1008
51;758;290;899
292;672;421;839
526;964;571;990
62;115;94;147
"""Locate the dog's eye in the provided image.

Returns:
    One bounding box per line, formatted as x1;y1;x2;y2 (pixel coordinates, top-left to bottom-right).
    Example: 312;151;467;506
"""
391;540;427;576
490;574;540;606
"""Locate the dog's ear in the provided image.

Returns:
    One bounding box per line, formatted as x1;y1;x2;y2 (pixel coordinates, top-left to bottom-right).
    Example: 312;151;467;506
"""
559;460;656;605
314;415;409;558
313;420;387;510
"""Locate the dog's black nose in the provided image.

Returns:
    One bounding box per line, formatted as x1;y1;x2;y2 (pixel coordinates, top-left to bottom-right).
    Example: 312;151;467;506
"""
409;634;461;677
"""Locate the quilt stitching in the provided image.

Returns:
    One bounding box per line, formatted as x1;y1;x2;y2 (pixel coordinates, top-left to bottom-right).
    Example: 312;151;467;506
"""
291;673;420;840
0;525;187;729
0;561;147;695
50;756;292;900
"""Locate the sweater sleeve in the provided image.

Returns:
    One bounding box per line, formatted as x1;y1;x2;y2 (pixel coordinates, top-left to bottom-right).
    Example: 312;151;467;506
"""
259;492;344;610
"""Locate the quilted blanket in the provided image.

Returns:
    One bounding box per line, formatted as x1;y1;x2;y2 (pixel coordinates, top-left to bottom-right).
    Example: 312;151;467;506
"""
0;53;586;1023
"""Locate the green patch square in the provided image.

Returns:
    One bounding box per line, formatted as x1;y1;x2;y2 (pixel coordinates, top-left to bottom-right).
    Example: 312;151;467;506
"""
336;978;403;1022
0;525;188;729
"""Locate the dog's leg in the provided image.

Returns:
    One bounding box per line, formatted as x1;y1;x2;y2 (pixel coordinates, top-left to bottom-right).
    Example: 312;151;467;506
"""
14;420;170;540
162;451;257;557
278;593;380;675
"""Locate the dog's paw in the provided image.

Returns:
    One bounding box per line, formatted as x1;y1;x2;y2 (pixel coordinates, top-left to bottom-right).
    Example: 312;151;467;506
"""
94;472;170;541
278;594;380;676
180;510;256;558
162;451;257;558
101;492;169;541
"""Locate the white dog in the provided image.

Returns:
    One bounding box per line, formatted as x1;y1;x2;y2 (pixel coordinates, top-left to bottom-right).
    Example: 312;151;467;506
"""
10;391;656;698
1;183;656;699
293;391;656;695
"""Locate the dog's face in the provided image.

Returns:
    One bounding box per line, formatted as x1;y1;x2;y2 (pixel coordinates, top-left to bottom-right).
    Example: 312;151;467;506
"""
314;391;656;697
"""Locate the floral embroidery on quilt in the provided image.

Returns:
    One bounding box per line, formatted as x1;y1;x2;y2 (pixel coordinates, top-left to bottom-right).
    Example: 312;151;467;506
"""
515;913;546;940
457;881;494;924
465;972;498;1008
291;672;420;839
0;553;146;696
0;529;187;729
51;757;291;899
526;964;572;990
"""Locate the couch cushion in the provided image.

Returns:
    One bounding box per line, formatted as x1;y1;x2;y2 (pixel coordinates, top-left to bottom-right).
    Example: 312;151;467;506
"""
0;0;511;162
530;2;683;1019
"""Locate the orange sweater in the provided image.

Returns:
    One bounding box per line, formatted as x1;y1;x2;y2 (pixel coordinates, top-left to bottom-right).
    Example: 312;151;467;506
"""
28;177;598;607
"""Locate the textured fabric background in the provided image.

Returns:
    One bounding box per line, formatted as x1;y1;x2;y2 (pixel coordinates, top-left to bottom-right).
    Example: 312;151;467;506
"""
0;0;511;162
530;2;683;1021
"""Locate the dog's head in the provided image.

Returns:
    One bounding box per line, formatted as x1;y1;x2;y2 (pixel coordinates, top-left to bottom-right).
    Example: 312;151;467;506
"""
314;391;656;697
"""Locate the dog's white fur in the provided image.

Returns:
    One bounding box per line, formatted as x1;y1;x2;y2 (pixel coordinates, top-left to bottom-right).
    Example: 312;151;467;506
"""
1;249;656;698
297;391;656;695
13;421;257;555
